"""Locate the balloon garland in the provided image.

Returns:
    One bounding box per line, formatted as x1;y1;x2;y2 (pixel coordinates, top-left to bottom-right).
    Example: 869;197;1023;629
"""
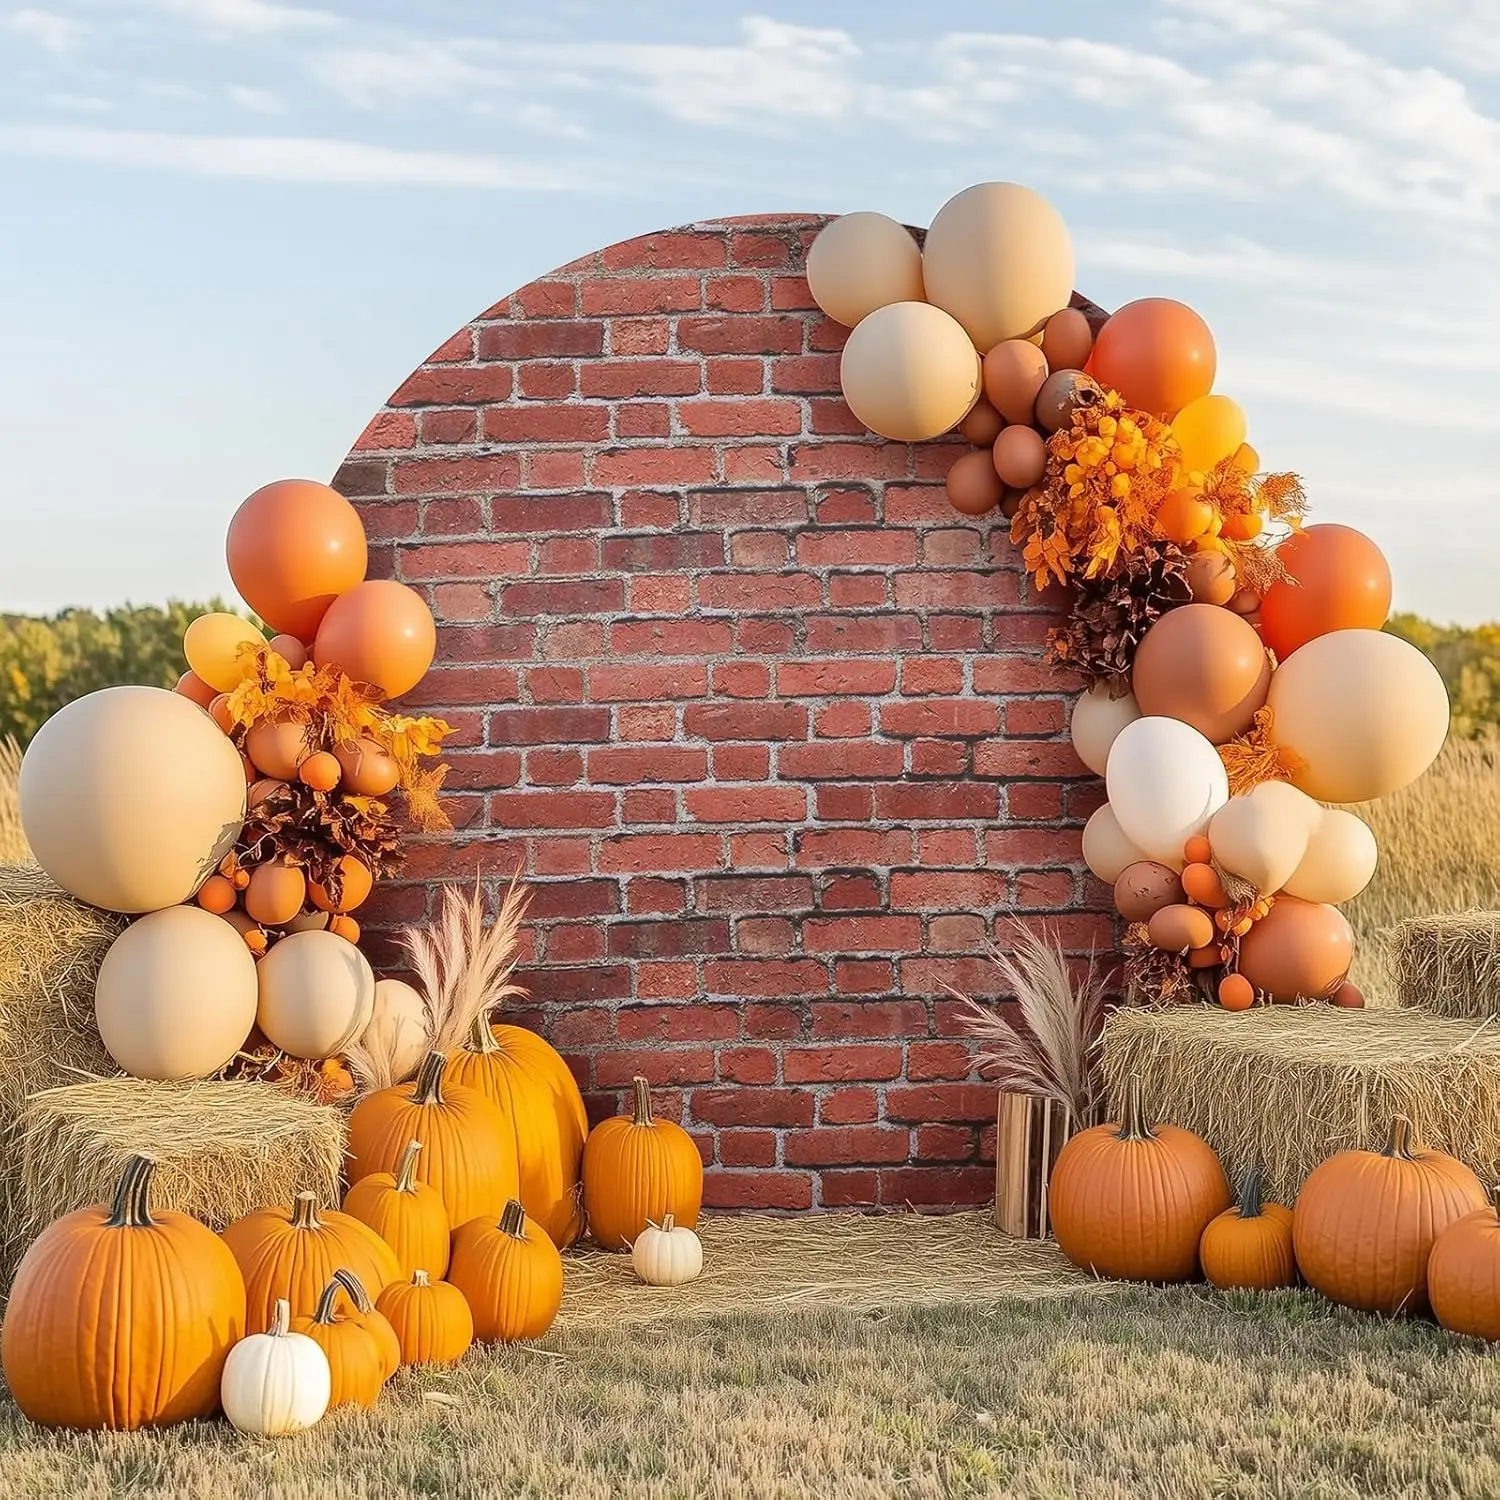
809;182;1451;1008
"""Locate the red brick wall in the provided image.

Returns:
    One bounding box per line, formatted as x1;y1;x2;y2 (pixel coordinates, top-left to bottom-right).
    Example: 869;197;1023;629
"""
334;214;1113;1213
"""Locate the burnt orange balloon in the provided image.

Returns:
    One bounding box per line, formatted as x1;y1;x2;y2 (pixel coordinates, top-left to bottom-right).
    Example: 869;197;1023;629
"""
1089;298;1216;419
1181;862;1228;909
1132;604;1272;744
1218;974;1254;1011
945;451;1003;517
1258;524;1392;662
982;339;1049;426
227;479;368;639
173;671;218;709
1332;980;1365;1009
312;579;436;700
958;397;1004;447
992;425;1047;489
1237;897;1354;1003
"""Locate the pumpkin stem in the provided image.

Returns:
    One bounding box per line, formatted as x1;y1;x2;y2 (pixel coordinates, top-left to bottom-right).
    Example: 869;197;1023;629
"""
499;1199;528;1239
414;1051;447;1106
1382;1116;1417;1161
413;1269;431;1287
395;1140;424;1195
290;1192;322;1230
468;1011;500;1055
314;1267;374;1323
106;1154;158;1229
1115;1074;1155;1142
1236;1166;1265;1220
660;1214;675;1233
269;1299;292;1338
631;1075;654;1127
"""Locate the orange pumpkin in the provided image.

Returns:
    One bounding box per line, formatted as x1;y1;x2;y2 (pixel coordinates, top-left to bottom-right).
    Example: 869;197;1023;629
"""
447;1015;589;1248
0;1155;246;1430
1429;1186;1500;1340
581;1075;703;1252
221;1190;400;1331
289;1269;397;1407
1199;1169;1295;1290
449;1199;564;1343
342;1139;451;1280
376;1270;475;1366
1294;1117;1488;1314
1049;1074;1230;1282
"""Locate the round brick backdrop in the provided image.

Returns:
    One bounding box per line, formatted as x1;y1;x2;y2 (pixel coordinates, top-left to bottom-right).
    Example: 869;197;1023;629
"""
334;213;1114;1212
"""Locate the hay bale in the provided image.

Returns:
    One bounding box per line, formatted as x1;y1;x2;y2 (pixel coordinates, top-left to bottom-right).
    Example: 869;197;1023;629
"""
9;1079;346;1279
0;737;28;866
1391;912;1500;1018
1101;1006;1500;1206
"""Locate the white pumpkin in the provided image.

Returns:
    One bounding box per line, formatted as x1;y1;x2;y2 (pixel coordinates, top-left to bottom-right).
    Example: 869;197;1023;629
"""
631;1215;703;1287
220;1298;331;1435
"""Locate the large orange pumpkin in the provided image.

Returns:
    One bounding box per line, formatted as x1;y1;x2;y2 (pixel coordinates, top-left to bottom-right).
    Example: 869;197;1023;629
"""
1;1155;246;1429
581;1075;703;1252
446;1016;589;1248
1429;1186;1500;1340
288;1269;398;1408
1292;1116;1487;1315
347;1051;517;1231
1199;1169;1296;1291
448;1199;564;1342
221;1190;400;1331
342;1139;451;1280
1049;1074;1230;1282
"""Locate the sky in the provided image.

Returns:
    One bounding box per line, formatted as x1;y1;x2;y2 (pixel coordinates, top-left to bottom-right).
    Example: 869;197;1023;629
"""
1;0;1498;622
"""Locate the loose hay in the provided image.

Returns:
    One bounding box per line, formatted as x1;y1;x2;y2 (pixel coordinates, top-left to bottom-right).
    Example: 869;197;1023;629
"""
12;1078;346;1275
0;739;27;866
1101;1005;1500;1205
557;1211;1109;1328
1391;912;1500;1018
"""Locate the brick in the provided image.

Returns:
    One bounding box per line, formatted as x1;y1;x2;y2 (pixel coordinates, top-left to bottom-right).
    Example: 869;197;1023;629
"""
400;540;528;582
907;1041;976;1081
737;916;795;954
745;1003;803;1038
581;276;702;315
915;1124;976;1161
512;280;578;316
683;702;807;742
821;1170;880;1207
595;1049;716;1087
609;316;671;356
873;783;1000;821
811;1000;926;1038
803;915;922;953
718;1046;778;1084
601;532;725;571
489;707;611;745
587;746;707;784
890;871;1007;910
635;961;698;999
819;1087;878;1125
598;834;723;874
910;739;969;778
718;1130;779;1167
796;531;916;568
705;357;765;395
580;359;702;398
698;875;814;913
702;1171;812;1210
778;659;896;697
692;1088;814;1128
813;701;872;739
686;787;806;824
677;398;802;438
697;572;820;612
677;315;803;355
488;791;616;830
490;492;613;531
785;1126;910;1167
592;447;718;487
607;918;728;958
879;699;1000;738
710;661;771;698
688;487;807;526
704;959;826;998
482;405;610;444
601;231;728;270
589;664;708;702
624;877;688;915
711;744;770;780
390;365;514;407
615;1005;740;1043
806;612;922;654
973;740;1086;779
517;361;576;400
833;958;892;994
877;1166;992;1208
779;741;903;781
884;1084;996;1123
394;455;520;495
783;1046;903;1082
502;579;625;617
477;320;604;359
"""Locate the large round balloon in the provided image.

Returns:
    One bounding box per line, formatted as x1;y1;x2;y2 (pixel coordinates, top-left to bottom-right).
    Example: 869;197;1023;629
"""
256;930;376;1060
1070;684;1141;777
1105;716;1229;868
1132;604;1271;744
184;613;265;694
838;301;982;442
1267;629;1450;803
806;212;925;328
21;687;246;913
1258;525;1392;662
227;479;369;640
1082;804;1146;884
1171;394;1246;475
1237;897;1354;1002
312;580;437;701
95;905;258;1079
1283;809;1379;905
1089;298;1216;419
921;182;1075;350
1207;781;1321;895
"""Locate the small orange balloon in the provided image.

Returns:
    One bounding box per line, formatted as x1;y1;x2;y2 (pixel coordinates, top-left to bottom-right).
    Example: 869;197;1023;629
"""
1089;298;1216;419
266;633;309;670
945;451;1003;517
982;340;1049;425
992;425;1047;489
298;751;342;793
958;397;1004;447
313;580;436;701
1148;903;1216;954
309;854;374;914
1332;979;1365;1009
1181;863;1229;909
1185;552;1237;607
1156;489;1213;546
208;693;235;733
1183;835;1213;866
1218;974;1254;1011
1041;308;1093;372
1221;510;1263;542
195;874;238;915
244;928;268;956
173;670;219;709
1258;524;1392;662
1187;944;1222;970
329;914;361;944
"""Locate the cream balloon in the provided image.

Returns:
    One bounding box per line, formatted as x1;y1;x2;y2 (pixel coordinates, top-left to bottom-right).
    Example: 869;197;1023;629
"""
806;212;925;328
1071;685;1142;777
20;686;247;914
922;182;1076;350
1284;809;1379;905
183;613;265;694
363;978;430;1083
838;301;981;441
1207;781;1321;895
256;931;376;1060
1267;629;1451;803
1105;717;1229;868
95;905;258;1080
1082;803;1148;884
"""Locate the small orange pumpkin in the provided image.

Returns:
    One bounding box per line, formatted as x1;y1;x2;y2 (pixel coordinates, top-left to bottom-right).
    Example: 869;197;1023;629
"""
449;1199;563;1343
376;1270;475;1366
342;1139;451;1281
581;1075;703;1252
289;1269;397;1407
1429;1185;1500;1341
1199;1168;1295;1290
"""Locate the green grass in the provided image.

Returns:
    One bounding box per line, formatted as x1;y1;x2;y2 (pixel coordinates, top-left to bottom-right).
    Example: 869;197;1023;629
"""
3;1290;1497;1499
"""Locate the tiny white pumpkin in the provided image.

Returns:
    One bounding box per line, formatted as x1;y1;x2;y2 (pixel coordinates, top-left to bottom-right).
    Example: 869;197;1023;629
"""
220;1297;331;1436
631;1214;703;1287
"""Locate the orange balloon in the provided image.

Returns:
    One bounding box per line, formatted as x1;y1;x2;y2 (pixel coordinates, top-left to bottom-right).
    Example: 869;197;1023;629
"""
1237;896;1353;1003
312;580;436;700
1183;835;1213;866
309;854;374;914
1181;862;1229;909
1131;604;1272;744
173;671;218;709
1218;974;1254;1011
945;451;1003;517
1258;525;1392;662
227;479;368;639
1089;299;1216;419
1157;489;1213;546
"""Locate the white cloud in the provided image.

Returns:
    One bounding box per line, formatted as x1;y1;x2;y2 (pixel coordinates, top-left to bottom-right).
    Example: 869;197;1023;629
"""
309;40;485;108
152;0;340;35
6;7;87;53
46;92;113;113
225;84;284;113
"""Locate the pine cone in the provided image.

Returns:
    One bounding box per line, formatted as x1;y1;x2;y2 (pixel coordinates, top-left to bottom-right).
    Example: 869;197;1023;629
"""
1050;541;1192;684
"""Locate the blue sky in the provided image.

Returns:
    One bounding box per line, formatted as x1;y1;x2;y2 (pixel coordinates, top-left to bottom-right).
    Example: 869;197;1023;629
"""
1;0;1497;621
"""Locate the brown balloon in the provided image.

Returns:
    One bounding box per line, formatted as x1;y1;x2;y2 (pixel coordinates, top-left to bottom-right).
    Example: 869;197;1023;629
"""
1147;903;1216;954
1034;370;1104;433
1229;587;1262;616
999;488;1026;520
1331;980;1366;1009
1237;896;1354;1002
1041;308;1093;372
1114;861;1185;923
1185;552;1237;607
992;425;1047;489
945;451;1003;516
982;340;1049;425
1132;603;1272;744
958;396;1005;447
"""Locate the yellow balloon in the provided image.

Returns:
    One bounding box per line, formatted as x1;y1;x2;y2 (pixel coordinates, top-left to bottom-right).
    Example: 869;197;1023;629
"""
1232;442;1260;475
1172;394;1247;476
184;612;264;693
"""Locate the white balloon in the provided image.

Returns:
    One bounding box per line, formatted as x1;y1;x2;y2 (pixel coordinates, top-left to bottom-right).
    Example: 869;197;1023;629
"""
1284;808;1379;905
1082;804;1147;884
1071;685;1141;777
1208;781;1321;896
1106;717;1229;868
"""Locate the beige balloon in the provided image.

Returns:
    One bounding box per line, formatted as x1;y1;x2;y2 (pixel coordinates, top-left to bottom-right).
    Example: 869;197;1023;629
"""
839;301;981;442
20;686;247;914
257;930;376;1060
363;978;431;1083
1208;781;1322;895
1267;629;1450;803
806;212;925;328
1284;809;1379;905
1083;803;1147;884
1070;685;1142;777
95;905;258;1080
922;182;1076;350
